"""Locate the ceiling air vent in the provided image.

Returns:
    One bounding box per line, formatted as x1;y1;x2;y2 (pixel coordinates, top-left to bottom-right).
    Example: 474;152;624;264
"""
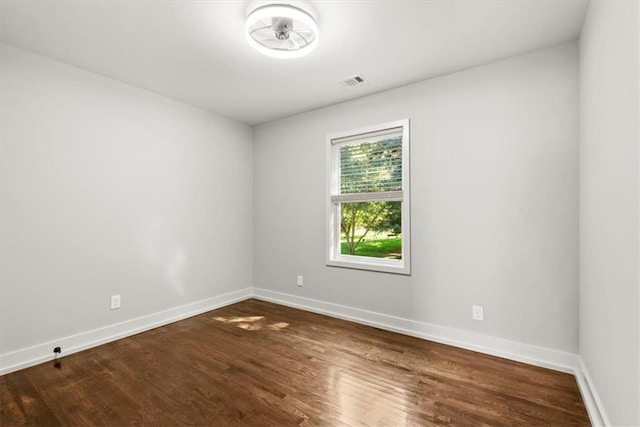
341;75;366;87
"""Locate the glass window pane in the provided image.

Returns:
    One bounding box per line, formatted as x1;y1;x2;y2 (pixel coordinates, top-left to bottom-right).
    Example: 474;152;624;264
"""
340;201;402;259
339;136;402;194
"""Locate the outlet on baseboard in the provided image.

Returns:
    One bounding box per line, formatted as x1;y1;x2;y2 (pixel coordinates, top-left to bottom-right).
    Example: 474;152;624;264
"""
297;275;304;287
111;295;121;310
472;305;483;321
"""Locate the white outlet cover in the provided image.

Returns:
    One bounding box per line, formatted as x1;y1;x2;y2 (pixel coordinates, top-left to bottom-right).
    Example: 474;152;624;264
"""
297;276;304;287
111;295;121;310
472;305;483;321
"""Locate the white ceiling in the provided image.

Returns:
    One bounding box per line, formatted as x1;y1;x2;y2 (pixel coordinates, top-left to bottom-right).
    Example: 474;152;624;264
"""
0;0;589;125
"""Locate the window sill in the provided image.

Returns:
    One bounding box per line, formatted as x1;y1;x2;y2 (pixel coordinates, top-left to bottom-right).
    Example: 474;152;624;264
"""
326;256;410;275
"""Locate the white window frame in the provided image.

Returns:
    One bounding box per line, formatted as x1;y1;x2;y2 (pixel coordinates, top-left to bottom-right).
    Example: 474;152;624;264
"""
325;119;411;275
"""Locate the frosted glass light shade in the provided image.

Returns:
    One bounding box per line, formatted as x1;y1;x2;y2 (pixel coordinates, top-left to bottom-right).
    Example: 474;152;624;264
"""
245;4;319;59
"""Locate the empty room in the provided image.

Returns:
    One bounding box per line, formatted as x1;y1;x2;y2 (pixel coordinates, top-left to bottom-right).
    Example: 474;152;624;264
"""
0;0;638;425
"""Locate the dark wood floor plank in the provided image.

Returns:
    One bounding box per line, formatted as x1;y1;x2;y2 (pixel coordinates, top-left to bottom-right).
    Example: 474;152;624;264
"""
0;299;590;426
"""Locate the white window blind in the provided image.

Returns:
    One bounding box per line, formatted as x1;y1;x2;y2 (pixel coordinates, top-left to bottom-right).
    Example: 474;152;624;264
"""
331;127;403;202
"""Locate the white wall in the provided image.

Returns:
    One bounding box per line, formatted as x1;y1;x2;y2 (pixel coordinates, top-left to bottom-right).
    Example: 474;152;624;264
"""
254;43;579;355
579;1;640;425
0;44;253;362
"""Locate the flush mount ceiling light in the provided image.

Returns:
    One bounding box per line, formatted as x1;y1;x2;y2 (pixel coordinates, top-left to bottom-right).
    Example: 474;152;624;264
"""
245;3;319;59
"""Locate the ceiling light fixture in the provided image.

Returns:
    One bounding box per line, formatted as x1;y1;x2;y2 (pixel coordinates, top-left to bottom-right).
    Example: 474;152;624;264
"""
245;3;319;59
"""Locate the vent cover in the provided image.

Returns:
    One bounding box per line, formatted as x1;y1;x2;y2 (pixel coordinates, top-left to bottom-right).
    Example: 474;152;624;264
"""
341;75;366;87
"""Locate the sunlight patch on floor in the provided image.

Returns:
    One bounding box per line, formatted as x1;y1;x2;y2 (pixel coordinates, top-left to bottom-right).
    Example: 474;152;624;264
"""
213;316;289;331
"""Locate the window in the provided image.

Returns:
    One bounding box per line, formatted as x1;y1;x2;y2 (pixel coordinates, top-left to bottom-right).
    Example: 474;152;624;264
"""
326;119;410;275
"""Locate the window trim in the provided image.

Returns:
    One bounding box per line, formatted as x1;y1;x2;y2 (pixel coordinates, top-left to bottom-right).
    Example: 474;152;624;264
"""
325;119;411;275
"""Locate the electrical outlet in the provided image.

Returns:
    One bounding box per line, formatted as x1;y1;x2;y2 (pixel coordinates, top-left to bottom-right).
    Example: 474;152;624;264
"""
472;305;483;321
297;275;304;287
110;295;121;310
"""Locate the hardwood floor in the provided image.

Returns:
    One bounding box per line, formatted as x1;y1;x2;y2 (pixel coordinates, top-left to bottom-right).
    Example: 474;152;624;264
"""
1;299;589;426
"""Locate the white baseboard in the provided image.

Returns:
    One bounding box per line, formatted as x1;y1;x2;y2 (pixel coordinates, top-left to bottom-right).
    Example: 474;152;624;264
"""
252;287;578;373
0;287;252;375
575;357;609;427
